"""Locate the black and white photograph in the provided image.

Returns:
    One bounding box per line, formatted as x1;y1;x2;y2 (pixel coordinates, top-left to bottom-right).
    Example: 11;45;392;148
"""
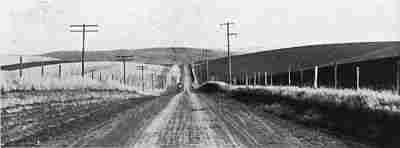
0;0;399;147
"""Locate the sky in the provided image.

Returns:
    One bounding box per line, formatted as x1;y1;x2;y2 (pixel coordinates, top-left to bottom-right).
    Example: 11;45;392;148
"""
0;0;398;55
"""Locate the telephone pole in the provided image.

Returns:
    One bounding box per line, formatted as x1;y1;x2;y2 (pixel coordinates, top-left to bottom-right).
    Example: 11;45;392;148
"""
41;62;44;78
151;72;154;90
116;55;133;85
201;49;209;82
69;24;99;78
205;49;209;81
19;56;23;78
220;21;238;85
137;64;146;91
58;64;62;79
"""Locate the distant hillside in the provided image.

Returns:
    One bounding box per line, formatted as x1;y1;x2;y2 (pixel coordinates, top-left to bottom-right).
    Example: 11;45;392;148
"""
41;47;227;65
1;47;228;70
206;41;400;74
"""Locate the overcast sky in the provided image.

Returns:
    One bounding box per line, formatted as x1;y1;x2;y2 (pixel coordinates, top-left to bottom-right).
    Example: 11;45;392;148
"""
0;0;398;55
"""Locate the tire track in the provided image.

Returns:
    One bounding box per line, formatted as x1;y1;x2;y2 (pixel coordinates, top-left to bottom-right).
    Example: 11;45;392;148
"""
197;93;303;148
131;93;182;148
132;91;244;148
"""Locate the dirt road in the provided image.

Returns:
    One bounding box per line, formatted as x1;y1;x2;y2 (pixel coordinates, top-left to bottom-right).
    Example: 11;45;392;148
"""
49;90;370;148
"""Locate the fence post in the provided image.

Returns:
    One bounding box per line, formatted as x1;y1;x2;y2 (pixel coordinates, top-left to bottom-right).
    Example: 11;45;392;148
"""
253;72;256;86
1;85;4;95
356;66;360;90
245;72;249;86
288;66;291;86
264;72;268;86
300;69;304;87
91;71;94;80
270;73;273;86
397;60;400;95
41;62;44;78
314;66;318;88
19;56;23;78
334;63;338;89
241;73;243;85
99;72;102;81
58;64;62;79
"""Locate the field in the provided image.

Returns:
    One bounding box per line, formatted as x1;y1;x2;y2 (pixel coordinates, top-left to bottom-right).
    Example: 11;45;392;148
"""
0;54;180;93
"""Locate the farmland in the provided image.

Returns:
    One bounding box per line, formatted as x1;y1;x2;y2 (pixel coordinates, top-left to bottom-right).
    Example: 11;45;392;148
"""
0;55;176;93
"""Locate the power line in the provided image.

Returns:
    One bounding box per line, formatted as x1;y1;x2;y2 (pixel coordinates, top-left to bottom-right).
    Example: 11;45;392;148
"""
69;24;99;78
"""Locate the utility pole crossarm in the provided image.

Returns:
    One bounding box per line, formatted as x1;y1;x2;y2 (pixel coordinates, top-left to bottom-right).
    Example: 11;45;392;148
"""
228;32;239;36
220;22;235;26
70;30;98;32
70;24;99;27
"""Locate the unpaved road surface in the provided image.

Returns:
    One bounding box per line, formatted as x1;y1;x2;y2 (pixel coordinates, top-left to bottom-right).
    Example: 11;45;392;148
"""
132;91;299;148
35;90;369;148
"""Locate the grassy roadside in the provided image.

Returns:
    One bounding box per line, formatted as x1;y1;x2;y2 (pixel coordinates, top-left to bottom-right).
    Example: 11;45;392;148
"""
1;90;149;147
198;82;400;148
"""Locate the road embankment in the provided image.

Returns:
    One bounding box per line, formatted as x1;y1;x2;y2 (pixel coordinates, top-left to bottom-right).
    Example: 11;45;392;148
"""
198;81;400;148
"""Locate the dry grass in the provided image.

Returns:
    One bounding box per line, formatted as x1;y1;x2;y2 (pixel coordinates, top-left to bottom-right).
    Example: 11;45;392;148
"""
204;81;400;113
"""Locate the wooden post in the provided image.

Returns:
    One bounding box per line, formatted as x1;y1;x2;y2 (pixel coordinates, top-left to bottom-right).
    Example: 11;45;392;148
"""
99;72;102;81
142;66;144;91
314;66;318;88
256;72;258;85
253;72;256;86
91;71;94;80
255;72;258;85
240;73;242;85
334;63;338;89
19;56;23;78
151;73;154;90
245;73;249;86
41;62;44;78
264;72;268;86
58;64;61;79
1;85;4;95
356;66;360;90
288;66;291;86
270;73;273;86
300;69;304;86
397;60;400;95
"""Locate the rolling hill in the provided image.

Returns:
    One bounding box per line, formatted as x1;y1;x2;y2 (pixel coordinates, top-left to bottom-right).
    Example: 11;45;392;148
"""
41;47;227;65
206;41;400;74
1;47;227;70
